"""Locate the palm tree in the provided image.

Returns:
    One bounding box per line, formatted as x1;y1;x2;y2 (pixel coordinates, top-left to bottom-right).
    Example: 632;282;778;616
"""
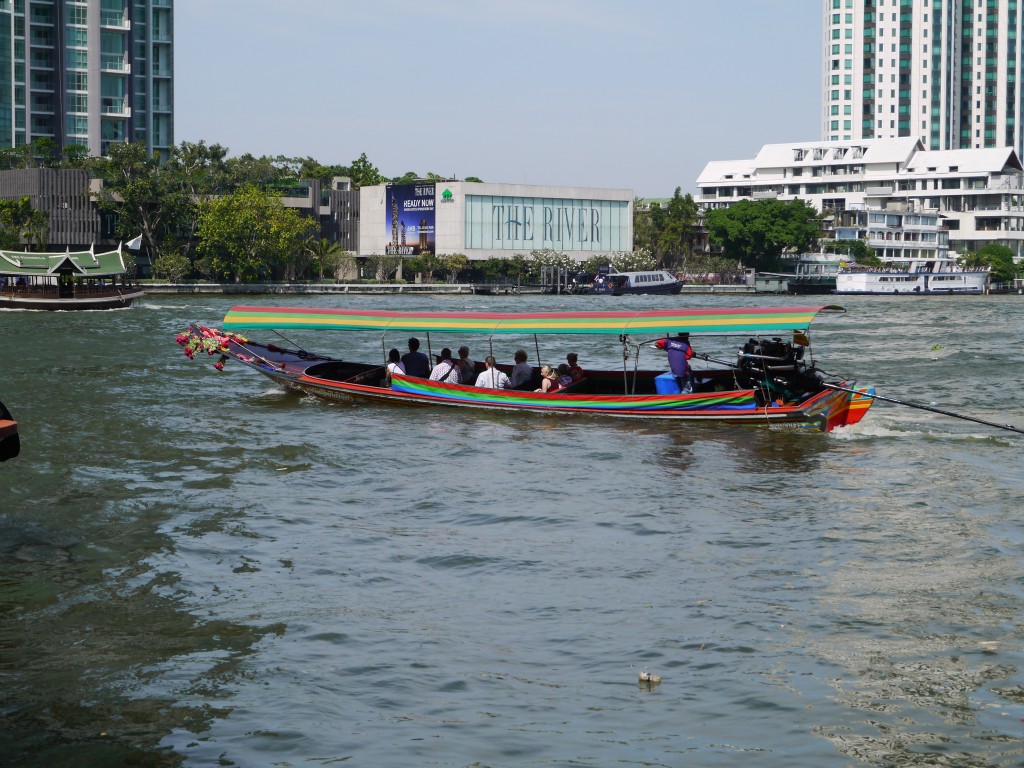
306;237;344;282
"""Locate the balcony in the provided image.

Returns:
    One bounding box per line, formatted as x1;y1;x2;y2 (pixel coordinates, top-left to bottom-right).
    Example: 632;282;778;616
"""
100;13;130;30
101;97;131;117
101;54;129;73
865;185;895;196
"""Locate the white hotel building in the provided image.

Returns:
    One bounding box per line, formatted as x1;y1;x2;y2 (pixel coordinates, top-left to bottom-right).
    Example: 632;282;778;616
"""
696;137;1024;257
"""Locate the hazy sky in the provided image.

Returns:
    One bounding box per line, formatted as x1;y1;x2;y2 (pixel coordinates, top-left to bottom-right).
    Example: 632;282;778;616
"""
175;1;823;198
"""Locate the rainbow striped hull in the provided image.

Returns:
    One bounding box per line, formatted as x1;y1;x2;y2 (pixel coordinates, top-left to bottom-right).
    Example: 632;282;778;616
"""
286;370;866;431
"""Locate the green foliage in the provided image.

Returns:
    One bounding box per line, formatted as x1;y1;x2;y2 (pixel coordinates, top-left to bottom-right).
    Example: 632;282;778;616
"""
464;176;483;183
962;243;1016;283
0;197;49;249
634;188;701;269
0;138;90;170
437;253;469;283
196;186;314;283
306;237;346;282
704;198;821;272
152;251;191;282
820;238;880;265
405;253;440;281
90;141;171;261
363;253;402;281
608;249;657;272
347;153;385;188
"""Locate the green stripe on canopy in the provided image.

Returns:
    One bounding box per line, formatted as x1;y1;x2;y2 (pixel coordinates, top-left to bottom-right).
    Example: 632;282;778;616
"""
222;305;843;336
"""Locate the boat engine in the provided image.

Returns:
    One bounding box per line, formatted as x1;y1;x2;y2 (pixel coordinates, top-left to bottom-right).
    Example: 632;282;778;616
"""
737;337;822;405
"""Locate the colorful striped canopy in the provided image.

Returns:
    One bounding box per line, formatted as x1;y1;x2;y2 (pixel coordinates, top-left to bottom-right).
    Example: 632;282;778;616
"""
222;305;843;336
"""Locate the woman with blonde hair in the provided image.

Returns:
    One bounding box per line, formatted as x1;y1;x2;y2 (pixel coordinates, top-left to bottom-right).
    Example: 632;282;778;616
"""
534;365;559;393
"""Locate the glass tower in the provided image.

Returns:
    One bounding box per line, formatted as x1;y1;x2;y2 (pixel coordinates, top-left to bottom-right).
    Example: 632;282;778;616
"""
823;0;1024;155
0;0;173;156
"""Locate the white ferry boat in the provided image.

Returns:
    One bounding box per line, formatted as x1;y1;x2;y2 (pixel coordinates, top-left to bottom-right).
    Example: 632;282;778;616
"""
835;257;989;295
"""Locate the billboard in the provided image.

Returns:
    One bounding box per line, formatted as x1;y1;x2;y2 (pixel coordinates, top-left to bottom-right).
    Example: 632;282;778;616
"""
385;183;435;255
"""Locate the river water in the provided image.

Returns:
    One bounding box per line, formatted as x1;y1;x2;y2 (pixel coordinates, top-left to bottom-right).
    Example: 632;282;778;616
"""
1;293;1023;767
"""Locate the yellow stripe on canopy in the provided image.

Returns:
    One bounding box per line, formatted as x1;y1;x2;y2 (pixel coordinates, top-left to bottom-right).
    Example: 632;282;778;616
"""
221;305;844;336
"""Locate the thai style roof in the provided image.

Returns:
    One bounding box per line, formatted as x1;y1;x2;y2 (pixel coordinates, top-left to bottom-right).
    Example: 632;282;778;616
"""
222;305;844;336
0;245;128;278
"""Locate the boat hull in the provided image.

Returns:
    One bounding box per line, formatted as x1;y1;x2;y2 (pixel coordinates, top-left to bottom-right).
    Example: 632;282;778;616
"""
834;271;987;295
213;340;867;432
0;289;144;310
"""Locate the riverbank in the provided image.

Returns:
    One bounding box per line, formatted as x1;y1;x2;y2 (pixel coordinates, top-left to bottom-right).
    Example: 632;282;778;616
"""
140;282;757;296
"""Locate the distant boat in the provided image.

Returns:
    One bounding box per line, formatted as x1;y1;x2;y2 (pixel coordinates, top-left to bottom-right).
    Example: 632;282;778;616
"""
588;267;683;295
787;254;844;295
0;399;19;462
755;254;843;295
835;256;989;295
0;244;144;310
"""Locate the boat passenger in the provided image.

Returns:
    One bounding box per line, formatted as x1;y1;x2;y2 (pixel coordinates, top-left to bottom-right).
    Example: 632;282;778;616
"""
475;356;511;389
429;348;461;384
509;349;534;389
456;346;477;382
554;364;573;389
385;348;405;386
655;332;695;394
402;337;430;378
534;365;559;393
566;352;585;381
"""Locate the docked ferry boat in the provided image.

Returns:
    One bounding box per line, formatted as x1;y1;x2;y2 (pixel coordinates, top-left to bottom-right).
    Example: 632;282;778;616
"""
834;257;989;295
590;267;683;295
0;244;144;310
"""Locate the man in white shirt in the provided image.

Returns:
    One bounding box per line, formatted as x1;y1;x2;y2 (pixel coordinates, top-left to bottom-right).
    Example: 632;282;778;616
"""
475;356;511;389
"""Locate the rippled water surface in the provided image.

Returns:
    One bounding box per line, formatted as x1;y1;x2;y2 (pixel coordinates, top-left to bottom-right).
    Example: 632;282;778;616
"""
2;293;1023;767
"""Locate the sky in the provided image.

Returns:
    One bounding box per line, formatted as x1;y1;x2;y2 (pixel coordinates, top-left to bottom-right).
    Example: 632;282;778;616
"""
175;1;824;198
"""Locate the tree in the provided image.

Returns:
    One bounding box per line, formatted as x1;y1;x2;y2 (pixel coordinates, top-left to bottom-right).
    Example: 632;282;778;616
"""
655;188;701;269
820;238;879;266
306;237;345;282
406;252;440;281
363;253;402;281
90;141;172;262
152;250;191;282
704;198;821;272
346;153;385;188
195;186;313;282
0;197;49;249
437;253;469;283
962;243;1016;283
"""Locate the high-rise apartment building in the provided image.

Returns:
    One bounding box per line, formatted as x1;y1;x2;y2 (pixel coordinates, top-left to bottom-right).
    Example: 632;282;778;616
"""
823;0;1023;155
0;0;172;157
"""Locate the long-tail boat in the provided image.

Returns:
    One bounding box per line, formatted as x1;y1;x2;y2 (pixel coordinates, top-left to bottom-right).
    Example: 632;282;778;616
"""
178;305;874;432
0;399;19;462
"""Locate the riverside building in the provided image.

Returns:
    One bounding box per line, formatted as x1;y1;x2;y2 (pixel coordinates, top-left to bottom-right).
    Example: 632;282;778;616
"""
0;0;173;157
696;137;1024;257
358;181;633;261
823;0;1024;156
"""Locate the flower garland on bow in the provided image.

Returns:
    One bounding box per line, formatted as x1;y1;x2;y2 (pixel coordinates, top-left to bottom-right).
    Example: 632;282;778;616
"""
175;326;248;371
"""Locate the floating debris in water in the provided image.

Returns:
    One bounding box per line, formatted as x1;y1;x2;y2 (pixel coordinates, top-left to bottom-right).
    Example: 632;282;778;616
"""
638;671;661;686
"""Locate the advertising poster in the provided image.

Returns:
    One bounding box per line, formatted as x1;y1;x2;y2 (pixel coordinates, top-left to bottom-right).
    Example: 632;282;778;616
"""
385;183;435;255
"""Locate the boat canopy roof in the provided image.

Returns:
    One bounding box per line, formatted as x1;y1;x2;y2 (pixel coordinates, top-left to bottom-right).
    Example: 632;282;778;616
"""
222;305;844;336
0;245;127;278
